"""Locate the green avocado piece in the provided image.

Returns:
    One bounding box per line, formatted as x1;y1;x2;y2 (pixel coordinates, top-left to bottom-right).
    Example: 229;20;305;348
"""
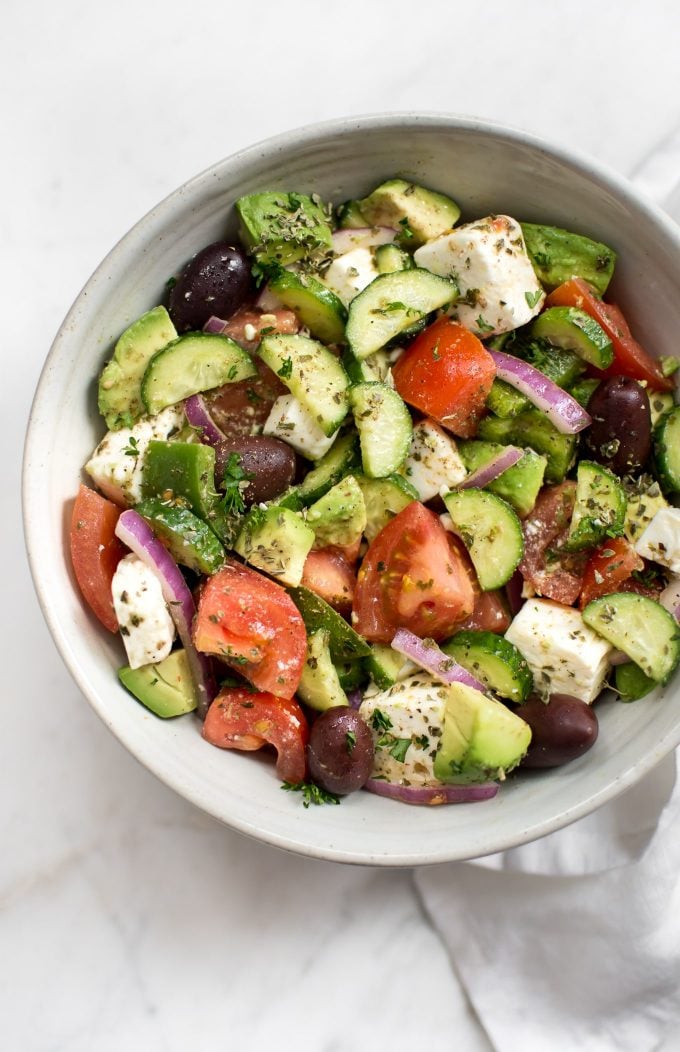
234;506;315;587
458;440;547;518
305;475;367;548
477;409;577;484
288;586;371;662
521;222;617;296
236;191;333;265
485;378;529;419
98;306;177;430
135;497;225;574
433;682;532;784
296;628;348;712
358;179;460;246
118;649;197;718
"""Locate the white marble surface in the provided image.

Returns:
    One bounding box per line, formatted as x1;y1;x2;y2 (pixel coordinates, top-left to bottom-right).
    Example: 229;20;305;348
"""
5;2;680;1049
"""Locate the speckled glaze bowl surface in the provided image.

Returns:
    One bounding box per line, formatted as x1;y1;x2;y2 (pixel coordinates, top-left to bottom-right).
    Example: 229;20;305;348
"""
23;114;680;865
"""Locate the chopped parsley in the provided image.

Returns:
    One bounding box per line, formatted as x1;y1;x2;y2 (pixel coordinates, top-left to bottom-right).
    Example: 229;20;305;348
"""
281;781;341;808
346;730;357;754
122;435;140;458
389;738;411;763
525;289;543;309
476;315;494;334
277;357;293;380
220;452;253;516
371;708;393;733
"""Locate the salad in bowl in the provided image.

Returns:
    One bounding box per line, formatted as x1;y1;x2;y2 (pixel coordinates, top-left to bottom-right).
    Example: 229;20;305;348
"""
69;172;680;810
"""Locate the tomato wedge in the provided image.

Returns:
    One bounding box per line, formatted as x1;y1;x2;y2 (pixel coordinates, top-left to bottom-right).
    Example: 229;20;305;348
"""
202;687;308;783
352;502;475;643
301;548;356;614
392;317;496;438
519;483;588;605
70;484;126;632
194;561;306;698
545;278;672;391
579;537;644;610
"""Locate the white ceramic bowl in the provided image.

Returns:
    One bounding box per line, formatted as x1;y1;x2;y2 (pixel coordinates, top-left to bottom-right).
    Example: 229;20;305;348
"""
23;114;680;865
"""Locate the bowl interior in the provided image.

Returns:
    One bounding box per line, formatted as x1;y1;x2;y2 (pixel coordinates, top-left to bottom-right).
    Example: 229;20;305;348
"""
24;115;680;865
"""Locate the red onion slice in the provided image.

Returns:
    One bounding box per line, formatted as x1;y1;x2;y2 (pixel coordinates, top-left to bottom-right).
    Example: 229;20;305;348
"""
203;315;228;334
346;689;363;710
659;577;680;623
364;778;498;805
489;349;591;434
458;445;523;489
184;394;227;448
391;628;486;693
610;650;631;666
115;509;216;717
331;226;397;255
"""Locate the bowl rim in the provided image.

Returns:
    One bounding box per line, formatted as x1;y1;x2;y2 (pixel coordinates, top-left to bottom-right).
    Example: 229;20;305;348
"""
22;111;680;866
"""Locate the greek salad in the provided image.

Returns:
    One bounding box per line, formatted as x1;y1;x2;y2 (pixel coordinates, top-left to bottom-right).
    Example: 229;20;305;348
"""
70;178;680;807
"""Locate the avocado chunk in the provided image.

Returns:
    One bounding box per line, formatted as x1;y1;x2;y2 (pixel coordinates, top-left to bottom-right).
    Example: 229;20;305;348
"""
305;475;367;548
521;222;616;296
234;505;315;587
98;306;177;430
477;409;577;484
297;628;348;711
358;179;460;246
236;191;333;266
458;440;547;518
118;649;197;718
433;682;532;784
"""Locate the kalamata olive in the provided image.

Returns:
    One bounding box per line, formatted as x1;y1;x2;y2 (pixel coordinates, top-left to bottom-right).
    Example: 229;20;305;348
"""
585;376;652;475
214;436;296;505
307;709;375;795
517;693;599;768
167;241;252;332
203;358;287;441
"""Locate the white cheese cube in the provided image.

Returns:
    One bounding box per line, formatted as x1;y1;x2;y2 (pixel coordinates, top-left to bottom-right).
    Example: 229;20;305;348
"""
505;598;612;704
401;419;467;501
413;215;544;336
85;405;185;507
322;247;380;307
359;673;448;785
634;506;680;573
263;394;336;460
111;554;176;670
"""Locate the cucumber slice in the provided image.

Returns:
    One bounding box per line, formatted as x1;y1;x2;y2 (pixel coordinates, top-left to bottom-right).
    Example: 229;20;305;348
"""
350;382;413;478
267;268;347;344
485;378;529;418
649;391;675;429
442;631;533;703
443;489;524;590
531;307;614;369
654;406;680;495
520;223;616;296
345;269;456;359
565;461;627;552
615;662;657;702
297;432;360;506
234;506;315;587
375;243;414;274
258;333;350;437
141;333;256;416
355;474;418;542
364;643;411;689
336;660;368;692
342;347;391;384
568;377;600;409
288;586;371;662
297;628;348;712
583;593;680;684
336;199;368;229
135;498;225;575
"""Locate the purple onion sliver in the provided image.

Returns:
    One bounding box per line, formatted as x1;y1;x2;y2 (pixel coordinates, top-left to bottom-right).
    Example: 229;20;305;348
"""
489;349;591;435
458;446;523;489
203;315;228;334
184;394;226;447
115;510;216;717
391;628;486;693
364;778;498;805
346;689;363;710
609;650;631;666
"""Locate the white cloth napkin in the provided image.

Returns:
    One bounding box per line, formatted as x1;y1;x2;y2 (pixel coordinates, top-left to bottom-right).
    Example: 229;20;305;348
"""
415;139;680;1052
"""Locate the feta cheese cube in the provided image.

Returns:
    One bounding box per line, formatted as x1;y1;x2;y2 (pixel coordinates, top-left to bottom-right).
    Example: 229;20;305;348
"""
85;405;185;506
263;394;337;460
401;419;467;501
322;247;380;307
359;673;448;785
505;598;612;703
111;554;176;670
634;506;680;573
413;215;544;336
